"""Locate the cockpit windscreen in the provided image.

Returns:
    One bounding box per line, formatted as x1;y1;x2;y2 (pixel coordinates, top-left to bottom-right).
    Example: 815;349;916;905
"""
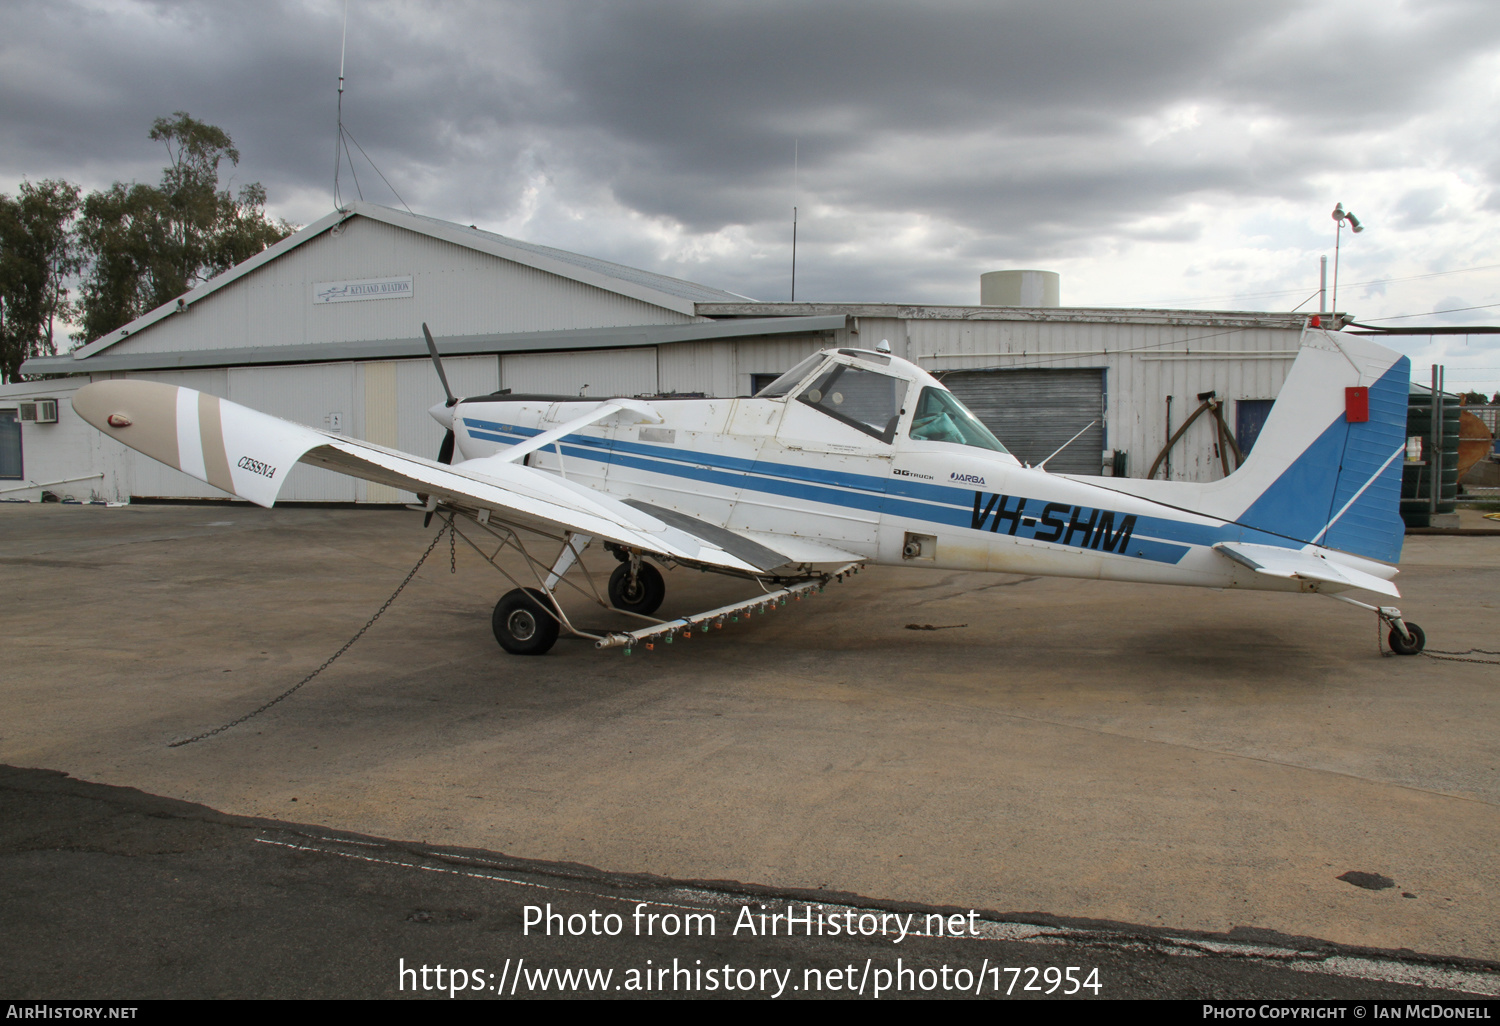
909;387;1010;453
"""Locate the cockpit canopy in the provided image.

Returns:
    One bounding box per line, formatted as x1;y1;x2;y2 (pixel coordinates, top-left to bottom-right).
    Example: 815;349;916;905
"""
755;348;1010;454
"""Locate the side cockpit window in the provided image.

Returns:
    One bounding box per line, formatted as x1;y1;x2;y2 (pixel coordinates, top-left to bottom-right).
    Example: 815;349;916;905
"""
797;364;905;443
754;353;828;398
909;386;1010;453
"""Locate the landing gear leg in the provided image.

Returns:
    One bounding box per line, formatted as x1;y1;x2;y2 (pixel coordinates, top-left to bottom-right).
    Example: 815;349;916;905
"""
447;515;672;655
1330;594;1425;656
609;555;665;615
485;531;590;655
493;588;560;655
1387;620;1426;656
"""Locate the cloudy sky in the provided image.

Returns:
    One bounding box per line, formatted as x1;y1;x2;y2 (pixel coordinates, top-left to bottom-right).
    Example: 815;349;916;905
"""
4;0;1499;391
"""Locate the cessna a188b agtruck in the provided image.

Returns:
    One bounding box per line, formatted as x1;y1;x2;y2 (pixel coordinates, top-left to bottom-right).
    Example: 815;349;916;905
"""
73;326;1423;657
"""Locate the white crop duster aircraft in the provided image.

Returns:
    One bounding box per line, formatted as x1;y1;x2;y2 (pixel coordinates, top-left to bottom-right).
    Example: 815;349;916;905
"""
73;325;1424;657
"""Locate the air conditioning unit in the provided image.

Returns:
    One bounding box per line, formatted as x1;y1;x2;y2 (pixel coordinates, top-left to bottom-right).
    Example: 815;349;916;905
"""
19;399;58;424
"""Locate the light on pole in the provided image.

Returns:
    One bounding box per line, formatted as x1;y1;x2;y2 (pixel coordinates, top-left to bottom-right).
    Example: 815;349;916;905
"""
1331;202;1364;315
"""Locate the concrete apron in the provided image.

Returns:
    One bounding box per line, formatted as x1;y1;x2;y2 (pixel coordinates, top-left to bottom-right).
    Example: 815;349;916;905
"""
3;504;1496;961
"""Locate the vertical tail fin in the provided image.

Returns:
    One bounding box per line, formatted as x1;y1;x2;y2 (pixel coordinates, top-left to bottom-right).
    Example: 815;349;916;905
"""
1219;330;1409;562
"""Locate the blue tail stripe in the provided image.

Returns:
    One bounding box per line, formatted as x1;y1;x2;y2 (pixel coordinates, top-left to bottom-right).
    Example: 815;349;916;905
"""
1321;357;1408;562
1238;357;1408;562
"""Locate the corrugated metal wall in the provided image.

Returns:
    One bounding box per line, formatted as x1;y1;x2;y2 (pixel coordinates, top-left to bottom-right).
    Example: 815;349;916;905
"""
100;217;695;357
25;316;1306;502
911;319;1298;481
658;336;833;397
502;349;657;397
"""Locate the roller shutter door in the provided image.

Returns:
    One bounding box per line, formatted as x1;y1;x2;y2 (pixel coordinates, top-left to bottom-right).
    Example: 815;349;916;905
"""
942;369;1105;475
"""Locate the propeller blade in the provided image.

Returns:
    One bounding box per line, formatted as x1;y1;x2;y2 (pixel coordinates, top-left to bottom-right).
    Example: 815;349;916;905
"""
421;427;457;526
422;322;457;407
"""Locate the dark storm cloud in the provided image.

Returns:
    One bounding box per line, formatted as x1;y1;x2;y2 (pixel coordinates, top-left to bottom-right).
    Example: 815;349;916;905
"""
0;2;329;187
476;0;1500;231
3;0;1500;310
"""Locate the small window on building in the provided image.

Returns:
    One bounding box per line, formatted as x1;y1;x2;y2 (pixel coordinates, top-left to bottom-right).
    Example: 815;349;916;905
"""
1236;399;1275;456
0;409;22;480
797;364;905;443
749;373;782;396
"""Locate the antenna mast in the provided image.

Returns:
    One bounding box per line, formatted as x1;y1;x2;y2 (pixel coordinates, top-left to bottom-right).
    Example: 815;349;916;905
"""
334;0;350;208
790;140;798;302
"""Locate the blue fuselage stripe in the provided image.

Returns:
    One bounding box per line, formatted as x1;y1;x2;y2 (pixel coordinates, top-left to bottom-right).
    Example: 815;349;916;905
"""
461;417;1305;565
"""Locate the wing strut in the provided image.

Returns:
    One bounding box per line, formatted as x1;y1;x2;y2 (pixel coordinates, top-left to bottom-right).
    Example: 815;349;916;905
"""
468;397;662;468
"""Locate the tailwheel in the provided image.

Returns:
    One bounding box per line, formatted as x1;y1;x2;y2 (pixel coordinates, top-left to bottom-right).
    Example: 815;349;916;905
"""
492;588;560;655
608;561;665;615
1387;621;1426;656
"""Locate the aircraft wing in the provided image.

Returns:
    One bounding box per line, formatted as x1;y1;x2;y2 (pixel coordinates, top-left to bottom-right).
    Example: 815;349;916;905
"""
72;379;771;574
1212;541;1400;598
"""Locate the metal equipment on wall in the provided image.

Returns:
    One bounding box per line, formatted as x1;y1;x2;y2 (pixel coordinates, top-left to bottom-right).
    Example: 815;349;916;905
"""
1401;369;1460;528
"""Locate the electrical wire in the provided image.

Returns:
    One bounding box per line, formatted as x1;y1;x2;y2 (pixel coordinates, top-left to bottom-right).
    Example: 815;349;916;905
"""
1357;302;1500;322
1149;262;1500;307
340;125;413;214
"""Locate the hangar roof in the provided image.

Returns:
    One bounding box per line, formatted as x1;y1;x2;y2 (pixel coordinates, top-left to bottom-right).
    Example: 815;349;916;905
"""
40;202;748;371
29;315;847;374
396;209;749;306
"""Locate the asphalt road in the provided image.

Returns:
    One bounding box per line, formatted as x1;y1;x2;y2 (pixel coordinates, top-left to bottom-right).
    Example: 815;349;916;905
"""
2;765;1495;1000
2;503;1498;999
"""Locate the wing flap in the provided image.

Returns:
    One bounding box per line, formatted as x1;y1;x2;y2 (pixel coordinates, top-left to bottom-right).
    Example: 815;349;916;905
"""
1213;541;1400;597
622;499;792;572
734;530;867;568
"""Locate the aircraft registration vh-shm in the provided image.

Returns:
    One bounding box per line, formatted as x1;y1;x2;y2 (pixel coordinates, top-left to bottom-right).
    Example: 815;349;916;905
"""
72;324;1426;657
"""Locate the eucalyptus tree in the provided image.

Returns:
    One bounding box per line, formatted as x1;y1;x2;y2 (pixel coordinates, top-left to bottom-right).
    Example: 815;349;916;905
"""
0;179;82;383
76;112;293;344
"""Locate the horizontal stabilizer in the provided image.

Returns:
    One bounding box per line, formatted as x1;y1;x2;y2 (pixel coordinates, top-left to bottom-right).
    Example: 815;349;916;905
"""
1213;541;1399;598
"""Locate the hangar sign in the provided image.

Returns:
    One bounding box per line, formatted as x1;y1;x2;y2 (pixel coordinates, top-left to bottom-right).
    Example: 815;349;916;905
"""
313;276;414;304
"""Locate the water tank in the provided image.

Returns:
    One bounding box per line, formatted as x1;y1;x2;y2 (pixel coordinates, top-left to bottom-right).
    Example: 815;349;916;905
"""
980;269;1060;307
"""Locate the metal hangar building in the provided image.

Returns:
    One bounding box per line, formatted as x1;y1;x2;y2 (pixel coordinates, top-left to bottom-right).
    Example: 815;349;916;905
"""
6;202;1312;503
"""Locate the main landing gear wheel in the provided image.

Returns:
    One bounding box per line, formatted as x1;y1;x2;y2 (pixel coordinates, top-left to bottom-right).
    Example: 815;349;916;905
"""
609;562;665;615
1388;622;1426;656
492;588;560;655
